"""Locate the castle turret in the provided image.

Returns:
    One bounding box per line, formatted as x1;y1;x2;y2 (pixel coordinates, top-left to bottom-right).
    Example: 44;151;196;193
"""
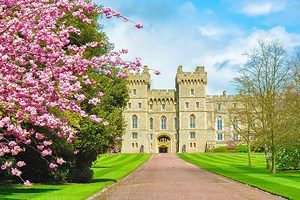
176;66;211;153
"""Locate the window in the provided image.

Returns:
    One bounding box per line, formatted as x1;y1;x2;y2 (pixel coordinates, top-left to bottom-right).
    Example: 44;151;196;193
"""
128;103;131;109
191;89;194;96
161;116;167;130
194;142;196;148
217;103;221;110
196;102;200;110
133;89;136;96
185;102;189;109
190;132;196;139
150;134;153;141
233;117;238;131
217;133;223;140
132;115;138;129
217;117;222;130
175;133;179;141
162;104;165;111
149;118;153;130
158;136;169;142
132;143;135;148
132;133;137;140
149;104;153;111
174;117;178;130
190;115;195;128
234;134;239;141
138;103;142;110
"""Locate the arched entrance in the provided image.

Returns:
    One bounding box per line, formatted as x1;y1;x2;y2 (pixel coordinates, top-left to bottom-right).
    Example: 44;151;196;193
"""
157;135;171;153
159;145;168;153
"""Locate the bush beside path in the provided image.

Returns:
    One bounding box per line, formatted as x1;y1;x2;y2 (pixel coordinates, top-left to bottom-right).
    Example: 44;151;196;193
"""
0;154;150;200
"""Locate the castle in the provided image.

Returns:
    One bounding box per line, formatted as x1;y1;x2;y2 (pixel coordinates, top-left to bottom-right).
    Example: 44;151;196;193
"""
121;66;239;153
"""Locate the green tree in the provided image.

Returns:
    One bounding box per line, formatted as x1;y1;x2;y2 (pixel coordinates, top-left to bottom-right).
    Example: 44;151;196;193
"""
234;38;293;173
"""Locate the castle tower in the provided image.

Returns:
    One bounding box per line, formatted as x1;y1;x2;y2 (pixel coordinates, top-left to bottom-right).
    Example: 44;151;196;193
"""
176;66;211;153
121;66;151;153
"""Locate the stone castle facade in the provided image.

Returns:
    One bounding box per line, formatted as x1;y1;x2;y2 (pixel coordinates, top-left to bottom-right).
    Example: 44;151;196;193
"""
121;66;239;153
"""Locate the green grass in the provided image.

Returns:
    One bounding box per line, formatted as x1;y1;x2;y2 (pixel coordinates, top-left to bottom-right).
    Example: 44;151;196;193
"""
178;153;300;199
0;153;150;200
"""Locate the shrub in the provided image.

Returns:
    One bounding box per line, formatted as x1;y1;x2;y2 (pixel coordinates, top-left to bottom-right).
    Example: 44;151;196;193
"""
213;146;227;152
277;146;300;170
236;145;248;153
213;146;236;153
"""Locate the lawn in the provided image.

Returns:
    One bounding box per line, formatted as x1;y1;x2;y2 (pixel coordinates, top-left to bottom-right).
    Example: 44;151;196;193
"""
178;153;300;199
0;153;150;200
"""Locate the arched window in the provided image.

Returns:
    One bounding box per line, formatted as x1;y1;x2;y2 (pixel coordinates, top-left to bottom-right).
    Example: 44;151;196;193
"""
158;136;170;142
149;118;153;130
132;115;138;129
217;117;222;130
190;114;195;128
233;116;238;131
161;116;167;130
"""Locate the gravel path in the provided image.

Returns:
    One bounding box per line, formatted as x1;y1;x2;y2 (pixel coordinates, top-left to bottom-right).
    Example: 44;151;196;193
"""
92;154;282;200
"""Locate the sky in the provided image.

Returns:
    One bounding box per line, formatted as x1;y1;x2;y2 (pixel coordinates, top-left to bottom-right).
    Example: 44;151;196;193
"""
94;0;300;95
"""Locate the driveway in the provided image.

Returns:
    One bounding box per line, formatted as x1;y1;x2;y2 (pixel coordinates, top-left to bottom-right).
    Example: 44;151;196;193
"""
92;154;282;200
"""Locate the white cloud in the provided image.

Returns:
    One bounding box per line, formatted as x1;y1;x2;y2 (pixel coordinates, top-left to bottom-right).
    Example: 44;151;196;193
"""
238;1;285;16
99;0;300;95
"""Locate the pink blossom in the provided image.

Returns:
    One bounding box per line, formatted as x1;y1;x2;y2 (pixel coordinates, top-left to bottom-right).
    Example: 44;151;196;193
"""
98;92;103;97
1;164;7;170
41;149;52;157
73;150;79;155
37;145;44;150
8;141;17;147
135;23;143;29
43;141;52;146
103;121;109;126
11;168;22;176
154;70;161;75
104;70;112;76
90;115;102;123
117;72;127;79
35;133;45;140
0;0;143;184
17;161;26;168
57;158;65;165
49;163;57;169
88;98;101;105
6;162;12;167
24;180;32;187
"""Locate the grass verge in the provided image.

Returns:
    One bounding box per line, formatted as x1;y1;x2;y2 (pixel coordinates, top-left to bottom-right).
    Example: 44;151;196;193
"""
178;153;300;199
0;153;151;200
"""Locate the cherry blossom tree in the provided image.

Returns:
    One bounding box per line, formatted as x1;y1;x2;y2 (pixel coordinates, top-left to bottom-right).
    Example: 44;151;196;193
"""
0;0;153;185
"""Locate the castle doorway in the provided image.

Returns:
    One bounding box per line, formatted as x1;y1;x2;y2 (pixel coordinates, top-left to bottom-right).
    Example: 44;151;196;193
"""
157;134;171;153
159;146;168;153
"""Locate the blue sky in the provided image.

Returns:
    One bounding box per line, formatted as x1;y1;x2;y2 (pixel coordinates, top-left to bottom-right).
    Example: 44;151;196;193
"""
94;0;300;94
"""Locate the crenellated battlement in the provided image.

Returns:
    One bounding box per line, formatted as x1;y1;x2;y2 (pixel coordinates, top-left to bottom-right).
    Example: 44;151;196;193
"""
176;66;207;85
206;91;237;102
126;66;151;85
149;89;176;103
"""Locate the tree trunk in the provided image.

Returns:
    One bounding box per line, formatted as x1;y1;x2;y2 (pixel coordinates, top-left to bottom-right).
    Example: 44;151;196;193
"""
271;148;276;173
264;144;271;170
272;153;276;174
247;141;252;166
